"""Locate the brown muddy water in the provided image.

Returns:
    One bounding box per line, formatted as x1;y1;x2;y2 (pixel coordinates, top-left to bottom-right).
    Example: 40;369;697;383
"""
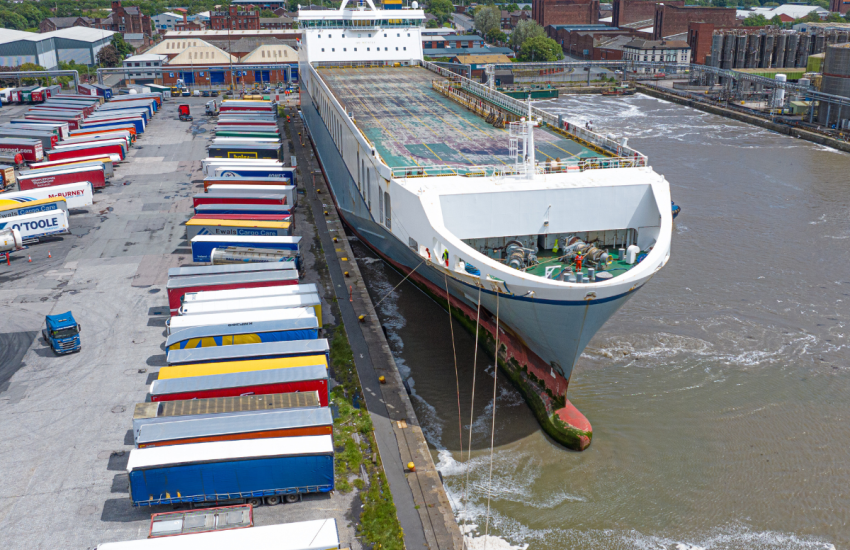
349;93;850;550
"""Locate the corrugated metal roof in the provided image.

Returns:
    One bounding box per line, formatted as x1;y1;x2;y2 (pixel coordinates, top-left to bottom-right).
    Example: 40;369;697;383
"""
46;27;117;42
127;434;333;470
134;392;321;421
136;407;333;445
148;363;328;397
240;44;297;62
167;338;329;365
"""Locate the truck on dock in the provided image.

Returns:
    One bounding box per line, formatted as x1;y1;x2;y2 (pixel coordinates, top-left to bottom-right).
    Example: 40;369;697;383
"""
42;311;81;354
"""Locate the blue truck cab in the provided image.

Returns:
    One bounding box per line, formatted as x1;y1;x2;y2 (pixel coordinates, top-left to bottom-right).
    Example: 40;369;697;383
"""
42;311;81;354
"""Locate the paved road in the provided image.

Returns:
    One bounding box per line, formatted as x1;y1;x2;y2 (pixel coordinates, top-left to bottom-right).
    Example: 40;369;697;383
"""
0;98;364;549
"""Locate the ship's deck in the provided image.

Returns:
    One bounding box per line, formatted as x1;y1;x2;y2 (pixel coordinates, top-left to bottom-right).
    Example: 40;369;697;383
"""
318;66;607;169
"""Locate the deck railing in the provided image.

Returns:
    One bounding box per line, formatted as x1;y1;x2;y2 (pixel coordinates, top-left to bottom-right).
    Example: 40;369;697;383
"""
390;156;643;179
423;60;648;168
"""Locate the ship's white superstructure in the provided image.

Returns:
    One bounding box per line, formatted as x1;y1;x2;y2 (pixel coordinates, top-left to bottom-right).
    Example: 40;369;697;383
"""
296;0;672;417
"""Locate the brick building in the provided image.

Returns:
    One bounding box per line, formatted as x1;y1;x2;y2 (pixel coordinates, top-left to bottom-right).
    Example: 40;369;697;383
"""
831;0;850;15
210;5;260;31
510;10;531;28
548;24;644;58
95;1;154;47
652;4;735;40
612;0;683;28
39;16;94;33
260;17;296;30
532;0;599;27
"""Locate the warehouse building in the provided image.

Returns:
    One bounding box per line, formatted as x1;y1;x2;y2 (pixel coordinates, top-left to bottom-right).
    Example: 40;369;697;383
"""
0;27;115;69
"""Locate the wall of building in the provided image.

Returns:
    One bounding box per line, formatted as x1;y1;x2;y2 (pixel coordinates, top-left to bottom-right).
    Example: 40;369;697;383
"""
612;0;683;28
830;0;850;15
162;64;294;86
533;0;599;27
653;4;735;41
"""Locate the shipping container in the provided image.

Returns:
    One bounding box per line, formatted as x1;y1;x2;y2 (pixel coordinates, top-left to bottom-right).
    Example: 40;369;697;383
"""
167;339;329;366
0;137;43;162
179;293;323;325
149;364;329;404
166;270;300;315
166;317;319;351
133;392;321;442
0;209;69;240
190;235;300;263
18;164;105;190
206;184;296;207
29;156;115;178
186;218;291;240
136;407;333;448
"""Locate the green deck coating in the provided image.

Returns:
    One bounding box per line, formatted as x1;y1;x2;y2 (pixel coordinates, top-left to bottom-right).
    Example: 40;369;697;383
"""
522;249;640;279
318;66;603;169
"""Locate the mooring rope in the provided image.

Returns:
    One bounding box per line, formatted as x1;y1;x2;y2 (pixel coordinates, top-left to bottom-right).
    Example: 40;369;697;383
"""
483;292;501;550
444;274;465;502
460;286;483;546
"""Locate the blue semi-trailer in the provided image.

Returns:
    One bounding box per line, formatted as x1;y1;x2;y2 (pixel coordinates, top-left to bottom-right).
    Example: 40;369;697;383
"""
127;435;333;507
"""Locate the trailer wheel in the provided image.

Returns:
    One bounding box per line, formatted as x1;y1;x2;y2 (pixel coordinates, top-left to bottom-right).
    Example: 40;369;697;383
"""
265;496;280;506
247;497;263;507
285;494;299;503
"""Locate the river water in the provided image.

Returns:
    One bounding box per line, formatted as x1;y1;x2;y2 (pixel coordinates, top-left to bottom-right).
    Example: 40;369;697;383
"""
350;94;850;550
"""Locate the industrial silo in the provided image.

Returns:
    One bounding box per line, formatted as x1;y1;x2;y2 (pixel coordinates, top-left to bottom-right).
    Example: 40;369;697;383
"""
817;43;850;126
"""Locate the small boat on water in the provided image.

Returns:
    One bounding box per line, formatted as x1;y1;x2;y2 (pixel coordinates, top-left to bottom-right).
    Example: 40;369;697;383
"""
602;85;636;96
672;201;681;219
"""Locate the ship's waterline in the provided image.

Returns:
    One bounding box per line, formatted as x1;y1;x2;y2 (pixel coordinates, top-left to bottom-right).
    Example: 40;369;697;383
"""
351;93;849;549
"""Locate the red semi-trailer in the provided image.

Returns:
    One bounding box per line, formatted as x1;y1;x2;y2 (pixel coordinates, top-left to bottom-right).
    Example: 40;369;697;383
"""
149;365;329;404
48;142;125;162
191;213;292;222
18;165;105;190
25;115;82;130
166;270;299;315
0;138;43;162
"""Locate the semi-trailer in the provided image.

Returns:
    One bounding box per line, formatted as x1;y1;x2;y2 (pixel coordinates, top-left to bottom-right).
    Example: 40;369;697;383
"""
178;293;323;325
182;283;318;304
0;164;15;189
0;138;43;162
18;164;106;190
0;128;58;150
167;339;330;366
29;157;115;178
149;364;329;404
165;316;320;351
185;218;291;240
132;392;321;443
0;182;93;210
208;143;281;161
0;196;68;219
136;407;334;448
190;235;300;263
156;355;328;382
127;436;334;507
205;183;296;207
167;262;296;278
47;141;125;163
193;201;293;217
0;209;69;240
7;120;70;139
213;166;295;182
210;247;299;265
192;213;292;224
166;270;300;315
98;518;340;549
192;193;287;207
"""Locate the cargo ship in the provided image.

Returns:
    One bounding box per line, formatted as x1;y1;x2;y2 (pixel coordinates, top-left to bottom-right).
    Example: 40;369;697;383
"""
297;0;672;450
